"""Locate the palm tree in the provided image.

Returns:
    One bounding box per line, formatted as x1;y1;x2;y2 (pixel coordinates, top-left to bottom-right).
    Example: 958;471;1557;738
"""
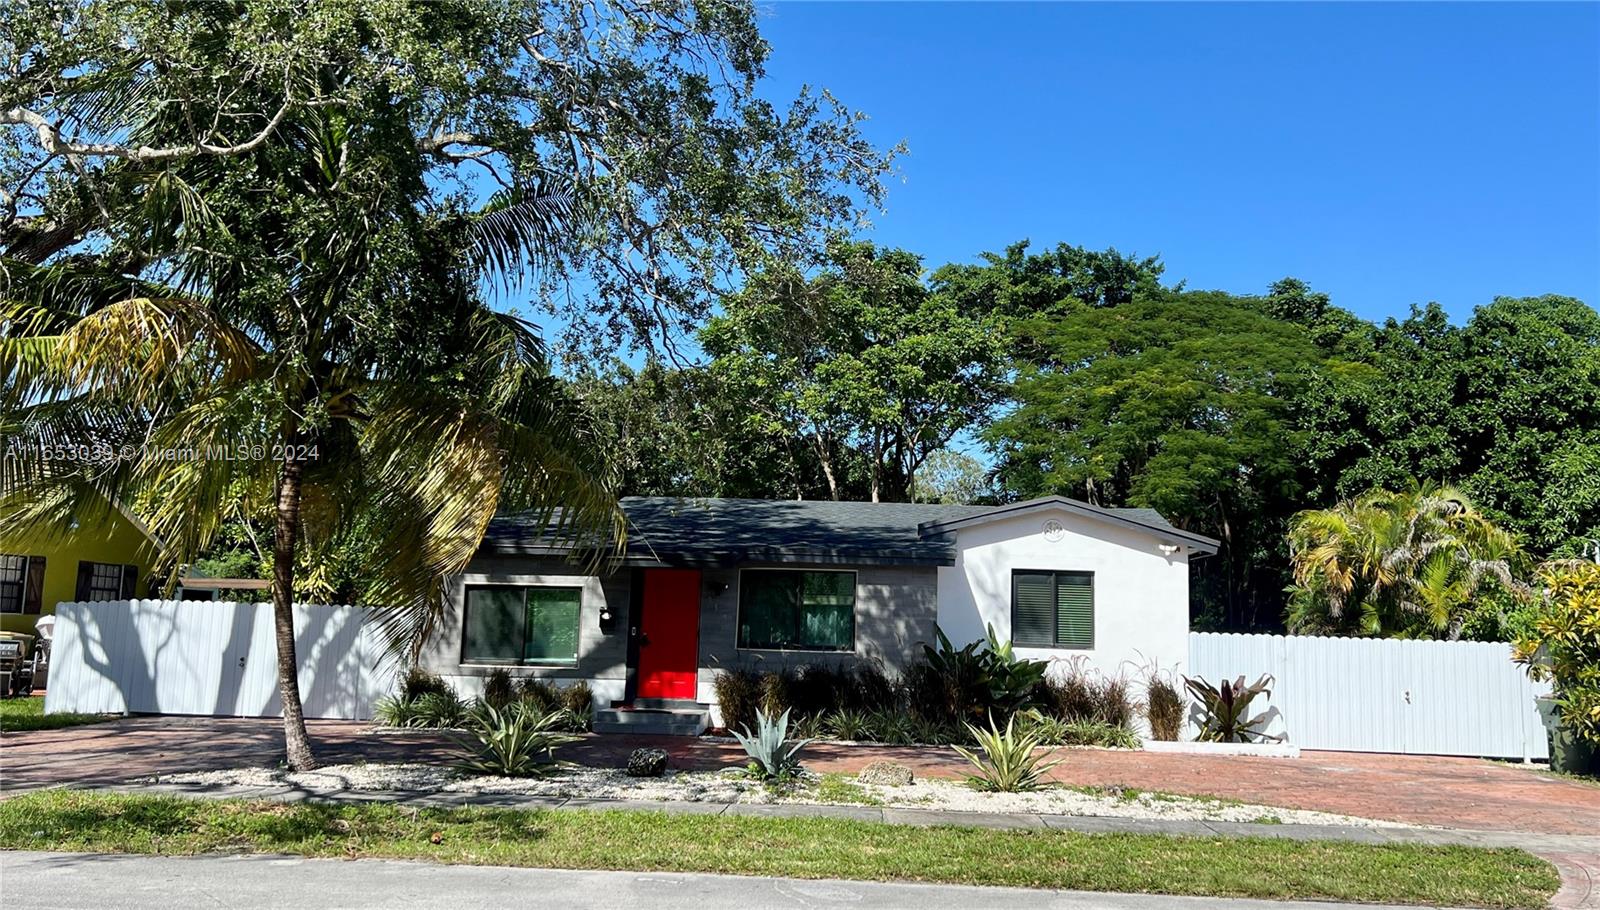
1285;483;1529;639
2;93;620;770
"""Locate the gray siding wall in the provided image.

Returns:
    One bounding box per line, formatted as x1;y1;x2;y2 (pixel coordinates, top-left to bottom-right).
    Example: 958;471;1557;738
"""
419;555;633;704
697;563;938;676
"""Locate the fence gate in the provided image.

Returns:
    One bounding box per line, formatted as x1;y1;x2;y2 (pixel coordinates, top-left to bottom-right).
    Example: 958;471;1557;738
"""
1187;632;1550;760
44;599;399;720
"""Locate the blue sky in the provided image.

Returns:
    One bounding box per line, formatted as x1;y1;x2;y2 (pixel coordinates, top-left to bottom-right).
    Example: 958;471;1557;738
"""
754;1;1600;324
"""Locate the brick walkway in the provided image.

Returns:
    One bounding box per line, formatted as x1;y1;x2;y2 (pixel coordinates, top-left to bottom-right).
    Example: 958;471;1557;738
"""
3;716;1595;837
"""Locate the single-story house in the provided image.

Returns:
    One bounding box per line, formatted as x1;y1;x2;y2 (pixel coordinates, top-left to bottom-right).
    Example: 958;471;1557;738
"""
0;496;162;637
418;495;1217;733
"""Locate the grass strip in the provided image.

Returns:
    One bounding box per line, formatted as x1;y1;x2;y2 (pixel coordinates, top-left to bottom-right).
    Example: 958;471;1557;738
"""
0;790;1559;908
0;698;110;733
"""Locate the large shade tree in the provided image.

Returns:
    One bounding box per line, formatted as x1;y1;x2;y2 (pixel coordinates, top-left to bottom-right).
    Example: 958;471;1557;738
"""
1;0;893;768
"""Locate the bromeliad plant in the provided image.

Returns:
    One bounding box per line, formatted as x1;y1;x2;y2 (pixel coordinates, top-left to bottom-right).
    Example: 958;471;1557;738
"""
456;702;581;778
732;709;812;780
954;714;1063;792
1184;674;1280;743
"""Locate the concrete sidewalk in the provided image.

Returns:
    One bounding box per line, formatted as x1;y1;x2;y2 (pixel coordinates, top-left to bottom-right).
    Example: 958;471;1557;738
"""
0;851;1461;910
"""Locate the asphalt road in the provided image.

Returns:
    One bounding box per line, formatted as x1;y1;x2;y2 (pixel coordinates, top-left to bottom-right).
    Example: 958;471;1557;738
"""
0;851;1443;909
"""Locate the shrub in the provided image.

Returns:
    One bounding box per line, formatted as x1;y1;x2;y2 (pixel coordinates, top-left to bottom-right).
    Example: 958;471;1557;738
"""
732;708;810;780
482;669;516;709
456;702;580;777
1144;674;1185;741
517;678;561;713
1184;674;1278;743
786;663;896;717
712;669;763;735
865;707;916;745
399;667;451;702
1040;662;1134;728
759;670;793;718
1514;562;1600;746
825;709;873;741
1094;675;1135;729
1060;720;1140;749
558;681;594;721
373;695;421;728
412;690;469;729
954;714;1062;792
907;625;1046;725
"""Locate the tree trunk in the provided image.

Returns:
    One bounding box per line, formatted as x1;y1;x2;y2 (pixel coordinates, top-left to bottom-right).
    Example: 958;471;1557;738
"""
272;450;318;771
812;430;839;501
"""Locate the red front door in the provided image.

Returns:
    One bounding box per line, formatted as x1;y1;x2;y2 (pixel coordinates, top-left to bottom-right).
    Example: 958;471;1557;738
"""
636;569;701;700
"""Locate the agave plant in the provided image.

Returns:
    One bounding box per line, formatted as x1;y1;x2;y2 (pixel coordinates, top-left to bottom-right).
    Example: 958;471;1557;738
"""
954;714;1063;792
456;702;581;777
1184;674;1280;743
732;708;811;780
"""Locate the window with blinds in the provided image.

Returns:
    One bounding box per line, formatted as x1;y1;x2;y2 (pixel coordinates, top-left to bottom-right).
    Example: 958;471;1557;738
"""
1011;570;1094;649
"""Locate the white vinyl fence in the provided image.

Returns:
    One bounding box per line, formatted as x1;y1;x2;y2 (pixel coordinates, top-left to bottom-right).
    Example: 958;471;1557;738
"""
44;600;400;720
1188;632;1552;760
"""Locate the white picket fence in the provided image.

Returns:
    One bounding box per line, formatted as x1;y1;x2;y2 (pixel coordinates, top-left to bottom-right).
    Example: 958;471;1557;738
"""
1188;632;1552;760
44;600;399;720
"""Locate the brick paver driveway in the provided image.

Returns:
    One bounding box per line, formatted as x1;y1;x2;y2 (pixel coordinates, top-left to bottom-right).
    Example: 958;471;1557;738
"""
3;716;1596;837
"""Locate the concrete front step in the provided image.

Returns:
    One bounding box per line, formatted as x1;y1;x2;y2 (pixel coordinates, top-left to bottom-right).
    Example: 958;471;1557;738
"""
593;705;710;737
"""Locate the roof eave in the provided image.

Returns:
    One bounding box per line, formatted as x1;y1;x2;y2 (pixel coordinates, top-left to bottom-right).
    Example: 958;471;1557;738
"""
917;496;1220;555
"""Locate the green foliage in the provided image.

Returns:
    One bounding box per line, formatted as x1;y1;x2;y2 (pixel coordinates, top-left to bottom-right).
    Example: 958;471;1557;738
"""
1036;663;1133;727
455;702;580;778
703;241;1006;502
907;625;1047;726
1184;675;1279;744
412;691;470;730
824;709;873;741
954;714;1064;792
1144;674;1186;742
1515;563;1600;746
400;668;452;703
712;669;764;735
759;670;793;719
1286;483;1530;638
912;449;995;504
731;709;811;780
558;681;594;724
1018;710;1141;749
482;670;516;709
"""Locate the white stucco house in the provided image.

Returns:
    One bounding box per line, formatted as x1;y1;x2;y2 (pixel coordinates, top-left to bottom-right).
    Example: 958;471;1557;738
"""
422;495;1216;732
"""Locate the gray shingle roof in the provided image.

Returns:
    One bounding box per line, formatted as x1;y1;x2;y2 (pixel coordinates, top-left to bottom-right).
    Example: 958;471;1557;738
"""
482;496;1210;566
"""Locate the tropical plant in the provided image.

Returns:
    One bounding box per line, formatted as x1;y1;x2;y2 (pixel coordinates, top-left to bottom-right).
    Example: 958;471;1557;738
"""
954;714;1063;792
865;708;918;745
1184;675;1280;744
825;709;873;742
373;696;423;729
910;625;1046;724
456;702;581;778
712;669;763;735
412;690;470;730
1514;562;1600;746
1017;709;1140;749
731;709;811;780
1286;483;1530;638
400;668;453;703
557;681;594;726
482;669;516;709
1;0;890;772
1144;674;1186;742
759;670;794;719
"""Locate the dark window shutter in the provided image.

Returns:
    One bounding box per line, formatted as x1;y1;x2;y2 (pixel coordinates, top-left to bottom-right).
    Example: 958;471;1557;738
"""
75;561;93;601
120;565;138;600
24;556;46;614
1012;572;1056;646
1055;573;1094;648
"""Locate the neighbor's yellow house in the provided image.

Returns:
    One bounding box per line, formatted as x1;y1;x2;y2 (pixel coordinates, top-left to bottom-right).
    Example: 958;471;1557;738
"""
0;502;161;636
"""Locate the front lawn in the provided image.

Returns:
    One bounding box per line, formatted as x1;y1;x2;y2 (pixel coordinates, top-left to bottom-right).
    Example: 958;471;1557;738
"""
0;790;1559;908
0;697;112;733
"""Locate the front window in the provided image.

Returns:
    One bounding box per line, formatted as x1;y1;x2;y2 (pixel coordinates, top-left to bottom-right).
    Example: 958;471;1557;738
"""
79;561;129;602
461;585;581;664
0;555;27;614
737;570;856;651
1011;570;1095;649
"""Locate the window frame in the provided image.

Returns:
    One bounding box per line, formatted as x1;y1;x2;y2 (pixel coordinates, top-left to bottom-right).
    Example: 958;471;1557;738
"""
458;583;584;667
1009;569;1095;650
0;554;28;614
734;567;858;653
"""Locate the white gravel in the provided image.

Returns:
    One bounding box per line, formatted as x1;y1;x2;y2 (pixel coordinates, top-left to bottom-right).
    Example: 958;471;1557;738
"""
141;762;1399;827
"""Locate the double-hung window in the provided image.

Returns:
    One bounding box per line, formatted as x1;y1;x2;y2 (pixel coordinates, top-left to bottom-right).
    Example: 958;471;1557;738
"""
76;561;134;602
1011;570;1094;649
461;585;582;664
737;570;855;651
0;554;37;614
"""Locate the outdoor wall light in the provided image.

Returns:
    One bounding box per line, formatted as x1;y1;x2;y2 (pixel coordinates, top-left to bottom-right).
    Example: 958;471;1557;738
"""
1158;544;1181;556
705;580;729;596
